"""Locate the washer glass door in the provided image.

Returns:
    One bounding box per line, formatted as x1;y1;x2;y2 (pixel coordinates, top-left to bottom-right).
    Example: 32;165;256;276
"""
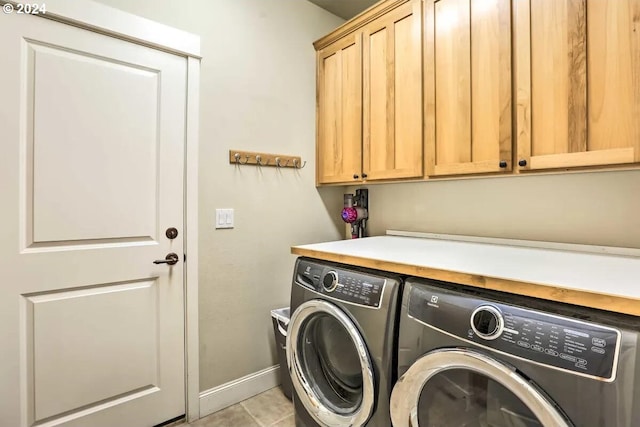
391;349;573;427
287;300;375;426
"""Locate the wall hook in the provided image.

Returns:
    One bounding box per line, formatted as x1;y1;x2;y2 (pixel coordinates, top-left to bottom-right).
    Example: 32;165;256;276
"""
256;155;270;166
275;157;290;167
234;153;249;165
293;159;307;169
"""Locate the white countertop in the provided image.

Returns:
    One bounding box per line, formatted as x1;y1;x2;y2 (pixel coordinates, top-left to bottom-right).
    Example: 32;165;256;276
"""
292;235;640;302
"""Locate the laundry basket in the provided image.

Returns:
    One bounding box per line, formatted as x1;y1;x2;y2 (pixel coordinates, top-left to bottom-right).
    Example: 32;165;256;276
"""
270;307;292;400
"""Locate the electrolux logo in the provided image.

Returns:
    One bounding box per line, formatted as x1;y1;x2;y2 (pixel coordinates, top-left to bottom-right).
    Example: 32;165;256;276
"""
427;295;439;308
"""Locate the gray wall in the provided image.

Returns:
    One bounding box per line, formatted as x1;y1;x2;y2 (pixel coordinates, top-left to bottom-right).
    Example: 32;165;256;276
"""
89;0;640;394
93;0;345;391
350;169;640;248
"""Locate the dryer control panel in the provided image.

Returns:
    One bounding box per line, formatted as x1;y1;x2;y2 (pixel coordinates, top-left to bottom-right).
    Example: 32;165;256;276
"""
295;259;385;308
408;282;621;380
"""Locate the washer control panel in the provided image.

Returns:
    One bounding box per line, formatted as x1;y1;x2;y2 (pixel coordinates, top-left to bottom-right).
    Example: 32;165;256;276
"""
408;282;620;380
296;260;385;308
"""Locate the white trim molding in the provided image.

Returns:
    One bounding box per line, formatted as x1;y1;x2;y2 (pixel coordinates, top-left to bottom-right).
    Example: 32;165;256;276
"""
185;57;201;421
2;0;201;57
199;366;282;419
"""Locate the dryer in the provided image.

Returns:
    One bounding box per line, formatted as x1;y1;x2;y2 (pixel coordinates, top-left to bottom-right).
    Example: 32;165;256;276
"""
391;278;640;427
287;258;401;427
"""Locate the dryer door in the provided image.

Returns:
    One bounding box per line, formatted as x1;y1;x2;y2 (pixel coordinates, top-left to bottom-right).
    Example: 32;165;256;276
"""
286;299;375;427
391;349;573;427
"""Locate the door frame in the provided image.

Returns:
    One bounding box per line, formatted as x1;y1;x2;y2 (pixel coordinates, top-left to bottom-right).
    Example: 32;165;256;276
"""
1;0;202;422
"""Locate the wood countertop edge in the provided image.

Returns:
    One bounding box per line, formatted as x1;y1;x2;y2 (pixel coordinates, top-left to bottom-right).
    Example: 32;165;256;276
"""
291;247;640;317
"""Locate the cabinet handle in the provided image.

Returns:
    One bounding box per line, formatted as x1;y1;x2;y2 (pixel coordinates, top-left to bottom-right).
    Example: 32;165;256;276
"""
353;174;359;179
362;173;368;179
518;159;527;167
499;161;507;168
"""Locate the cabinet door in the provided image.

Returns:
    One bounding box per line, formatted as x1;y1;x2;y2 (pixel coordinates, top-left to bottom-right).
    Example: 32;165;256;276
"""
425;0;512;176
317;34;363;184
515;0;640;171
362;0;423;181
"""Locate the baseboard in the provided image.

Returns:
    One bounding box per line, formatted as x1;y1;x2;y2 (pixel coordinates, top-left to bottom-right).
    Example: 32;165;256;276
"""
198;365;281;419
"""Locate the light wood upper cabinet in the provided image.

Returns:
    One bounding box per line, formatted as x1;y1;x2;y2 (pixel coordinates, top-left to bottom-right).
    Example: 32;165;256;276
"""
362;0;423;180
515;0;640;171
315;0;422;185
425;0;512;176
315;0;640;185
316;34;362;184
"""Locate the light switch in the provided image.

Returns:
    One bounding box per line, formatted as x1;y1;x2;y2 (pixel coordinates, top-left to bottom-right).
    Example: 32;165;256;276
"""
215;209;234;229
225;209;234;227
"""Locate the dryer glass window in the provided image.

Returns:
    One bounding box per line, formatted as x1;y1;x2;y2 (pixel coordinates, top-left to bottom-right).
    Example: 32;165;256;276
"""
417;369;542;427
299;313;363;413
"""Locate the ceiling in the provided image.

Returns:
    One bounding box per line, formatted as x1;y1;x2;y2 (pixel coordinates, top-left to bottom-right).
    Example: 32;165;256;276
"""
307;0;379;20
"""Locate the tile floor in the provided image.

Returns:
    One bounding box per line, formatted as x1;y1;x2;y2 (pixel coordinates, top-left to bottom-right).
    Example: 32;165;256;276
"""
188;387;294;427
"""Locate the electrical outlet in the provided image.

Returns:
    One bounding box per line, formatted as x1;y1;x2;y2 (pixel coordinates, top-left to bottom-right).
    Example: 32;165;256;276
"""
215;209;234;229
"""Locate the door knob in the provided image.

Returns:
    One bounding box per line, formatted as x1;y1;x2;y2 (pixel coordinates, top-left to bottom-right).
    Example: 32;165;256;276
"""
153;253;180;265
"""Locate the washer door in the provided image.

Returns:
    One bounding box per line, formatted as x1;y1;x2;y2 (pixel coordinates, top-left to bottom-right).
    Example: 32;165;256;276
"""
391;349;573;427
286;300;375;427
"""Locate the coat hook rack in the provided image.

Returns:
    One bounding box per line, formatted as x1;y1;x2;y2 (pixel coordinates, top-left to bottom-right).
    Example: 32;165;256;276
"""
229;150;305;169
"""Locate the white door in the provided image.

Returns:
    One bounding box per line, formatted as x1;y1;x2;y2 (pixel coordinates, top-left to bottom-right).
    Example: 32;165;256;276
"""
0;10;187;427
